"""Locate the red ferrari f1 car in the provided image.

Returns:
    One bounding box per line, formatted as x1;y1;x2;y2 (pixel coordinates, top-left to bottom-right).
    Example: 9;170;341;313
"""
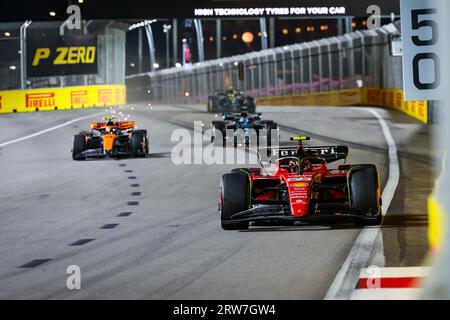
220;136;382;230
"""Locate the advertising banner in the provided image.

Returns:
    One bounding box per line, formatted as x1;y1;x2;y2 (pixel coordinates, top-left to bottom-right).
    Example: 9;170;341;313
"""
27;34;98;77
0;85;126;114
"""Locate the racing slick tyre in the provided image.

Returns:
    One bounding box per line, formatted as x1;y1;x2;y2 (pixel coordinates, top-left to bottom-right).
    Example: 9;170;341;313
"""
207;99;213;112
72;134;86;160
220;173;251;230
131;130;149;157
231;168;261;176
211;121;226;146
207;97;219;113
247;105;256;114
349;164;382;226
244;97;256;113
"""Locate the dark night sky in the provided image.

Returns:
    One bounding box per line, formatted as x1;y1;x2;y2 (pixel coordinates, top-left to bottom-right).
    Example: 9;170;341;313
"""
124;16;395;74
0;1;400;74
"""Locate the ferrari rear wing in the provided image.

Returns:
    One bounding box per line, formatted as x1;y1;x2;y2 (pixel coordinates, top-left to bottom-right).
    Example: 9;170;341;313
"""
268;145;349;163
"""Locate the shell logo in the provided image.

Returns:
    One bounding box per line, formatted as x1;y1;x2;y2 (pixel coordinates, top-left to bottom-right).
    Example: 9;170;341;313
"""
292;182;307;187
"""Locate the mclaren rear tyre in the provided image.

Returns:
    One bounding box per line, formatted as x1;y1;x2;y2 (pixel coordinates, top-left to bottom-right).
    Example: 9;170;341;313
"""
220;173;251;230
349;164;382;226
72;134;86;161
131;130;149;157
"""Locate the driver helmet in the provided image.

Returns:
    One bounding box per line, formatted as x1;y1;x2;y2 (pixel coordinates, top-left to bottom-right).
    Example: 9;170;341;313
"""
300;159;312;172
288;159;299;173
105;116;115;126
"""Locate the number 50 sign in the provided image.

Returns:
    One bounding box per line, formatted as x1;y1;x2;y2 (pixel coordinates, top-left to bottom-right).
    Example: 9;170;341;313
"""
401;0;445;101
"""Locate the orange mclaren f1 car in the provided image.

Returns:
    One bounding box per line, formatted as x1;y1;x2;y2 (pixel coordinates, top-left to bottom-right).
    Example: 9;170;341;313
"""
72;116;149;160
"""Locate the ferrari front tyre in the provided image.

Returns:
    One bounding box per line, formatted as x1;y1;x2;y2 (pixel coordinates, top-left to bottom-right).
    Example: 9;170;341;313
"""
349;164;382;226
220;173;250;230
72;134;86;160
131;130;148;157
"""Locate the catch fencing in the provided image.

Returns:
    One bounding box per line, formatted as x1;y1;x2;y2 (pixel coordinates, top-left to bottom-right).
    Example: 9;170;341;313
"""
128;22;401;104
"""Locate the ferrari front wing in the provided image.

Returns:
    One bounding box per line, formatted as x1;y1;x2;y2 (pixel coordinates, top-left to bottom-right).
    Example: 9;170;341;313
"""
223;203;377;226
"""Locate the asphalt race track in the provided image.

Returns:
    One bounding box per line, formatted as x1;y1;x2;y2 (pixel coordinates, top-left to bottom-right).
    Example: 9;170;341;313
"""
0;104;434;299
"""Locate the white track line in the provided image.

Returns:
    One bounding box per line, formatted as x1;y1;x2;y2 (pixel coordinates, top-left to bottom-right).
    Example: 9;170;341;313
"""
324;108;400;300
0;112;104;148
368;109;400;214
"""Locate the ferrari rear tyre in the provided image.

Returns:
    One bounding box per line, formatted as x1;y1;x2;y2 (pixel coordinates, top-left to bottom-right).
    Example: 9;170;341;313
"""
72;134;86;160
220;173;250;230
349;164;382;226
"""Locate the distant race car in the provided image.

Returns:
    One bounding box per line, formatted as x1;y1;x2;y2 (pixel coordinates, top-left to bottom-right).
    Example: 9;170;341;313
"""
219;136;382;230
211;112;279;147
207;89;256;113
72;116;149;160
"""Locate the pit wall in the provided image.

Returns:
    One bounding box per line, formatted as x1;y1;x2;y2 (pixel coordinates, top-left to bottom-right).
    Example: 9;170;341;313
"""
0;85;126;114
256;87;428;124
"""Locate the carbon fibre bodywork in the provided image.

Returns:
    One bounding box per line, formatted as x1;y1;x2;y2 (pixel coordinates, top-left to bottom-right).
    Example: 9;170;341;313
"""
207;90;256;113
72;121;149;160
